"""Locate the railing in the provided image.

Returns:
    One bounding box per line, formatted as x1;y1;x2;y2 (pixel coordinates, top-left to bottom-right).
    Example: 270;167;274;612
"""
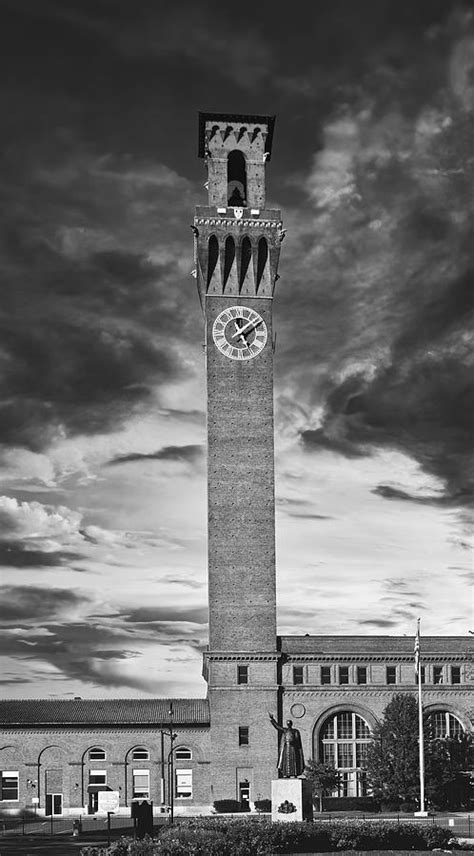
0;811;471;838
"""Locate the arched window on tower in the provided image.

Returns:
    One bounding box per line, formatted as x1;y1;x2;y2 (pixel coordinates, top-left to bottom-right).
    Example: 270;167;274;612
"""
319;711;372;798
223;236;235;286
240;237;252;290
227;150;247;206
207;235;219;287
256;237;268;289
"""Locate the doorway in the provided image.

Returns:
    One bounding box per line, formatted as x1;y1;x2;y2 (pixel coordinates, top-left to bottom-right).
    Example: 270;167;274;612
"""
45;793;63;815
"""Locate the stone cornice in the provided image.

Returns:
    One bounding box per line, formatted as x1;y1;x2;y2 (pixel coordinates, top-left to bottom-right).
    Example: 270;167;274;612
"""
205;652;279;662
194;217;283;230
284;654;469;663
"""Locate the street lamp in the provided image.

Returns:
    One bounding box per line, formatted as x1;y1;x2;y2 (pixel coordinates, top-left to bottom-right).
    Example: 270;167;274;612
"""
160;703;177;823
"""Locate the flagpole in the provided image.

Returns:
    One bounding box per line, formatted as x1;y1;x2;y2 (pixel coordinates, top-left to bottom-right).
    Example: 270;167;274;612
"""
414;618;428;816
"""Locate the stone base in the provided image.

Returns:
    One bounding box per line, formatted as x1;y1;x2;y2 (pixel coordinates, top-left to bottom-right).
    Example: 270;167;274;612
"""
414;810;431;817
271;778;313;822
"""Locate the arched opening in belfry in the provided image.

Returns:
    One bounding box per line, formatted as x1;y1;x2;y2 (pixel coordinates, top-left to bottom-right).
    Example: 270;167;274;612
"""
207;235;219;286
223;236;235;285
227;150;247;206
240;237;252;289
256;237;268;288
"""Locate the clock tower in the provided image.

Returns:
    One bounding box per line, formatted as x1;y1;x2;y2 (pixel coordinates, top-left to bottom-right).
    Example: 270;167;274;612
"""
195;113;283;802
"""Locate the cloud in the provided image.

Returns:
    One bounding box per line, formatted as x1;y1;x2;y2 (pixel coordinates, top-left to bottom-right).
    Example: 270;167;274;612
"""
0;541;84;569
357;619;398;629
372;484;469;506
121;606;208;624
107;444;203;467
0;131;198;454
0;585;90;622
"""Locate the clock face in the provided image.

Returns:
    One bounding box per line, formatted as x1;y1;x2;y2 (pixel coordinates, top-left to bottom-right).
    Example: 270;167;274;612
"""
212;306;268;360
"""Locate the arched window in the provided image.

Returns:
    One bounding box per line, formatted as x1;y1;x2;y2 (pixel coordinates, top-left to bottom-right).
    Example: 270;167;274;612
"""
207;235;219;287
88;747;106;761
223;236;235;286
175;747;192;760
227;150;247;206
240;237;252;289
131;747;150;761
319;711;372;797
256;237;268;288
426;711;464;739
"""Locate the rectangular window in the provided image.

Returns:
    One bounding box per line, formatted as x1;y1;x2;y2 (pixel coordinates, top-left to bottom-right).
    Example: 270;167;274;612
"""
238;727;249;746
451;666;461;684
176;769;192;799
356;744;368;767
337;712;352;739
338;743;354;768
293;666;304;685
321;666;331;685
1;772;19;801
416;665;425;684
237;665;248;685
89;770;106;785
132;769;150;799
339;666;349;685
357;666;367;685
433;666;443;685
386;666;396;685
322;744;335;766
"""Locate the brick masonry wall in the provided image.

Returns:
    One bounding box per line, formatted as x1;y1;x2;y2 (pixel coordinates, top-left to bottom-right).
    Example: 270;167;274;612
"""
206;295;276;652
0;726;210;814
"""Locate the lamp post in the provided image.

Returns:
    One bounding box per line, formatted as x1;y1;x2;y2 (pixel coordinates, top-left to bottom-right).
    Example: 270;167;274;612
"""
160;703;177;823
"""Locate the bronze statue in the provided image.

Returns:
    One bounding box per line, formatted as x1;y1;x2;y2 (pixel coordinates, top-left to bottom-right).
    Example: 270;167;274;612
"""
269;713;305;778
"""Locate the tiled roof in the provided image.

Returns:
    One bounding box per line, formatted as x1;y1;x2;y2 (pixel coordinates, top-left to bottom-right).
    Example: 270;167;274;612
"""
0;698;209;727
280;635;469;656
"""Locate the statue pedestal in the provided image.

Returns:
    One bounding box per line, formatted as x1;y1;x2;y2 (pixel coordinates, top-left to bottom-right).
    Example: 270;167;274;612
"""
271;778;313;822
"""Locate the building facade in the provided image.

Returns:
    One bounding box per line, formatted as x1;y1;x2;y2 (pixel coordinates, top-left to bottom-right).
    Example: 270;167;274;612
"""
0;114;472;816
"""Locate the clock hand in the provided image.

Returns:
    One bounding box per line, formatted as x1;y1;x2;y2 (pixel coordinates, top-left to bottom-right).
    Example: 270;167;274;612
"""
231;317;262;340
233;321;248;347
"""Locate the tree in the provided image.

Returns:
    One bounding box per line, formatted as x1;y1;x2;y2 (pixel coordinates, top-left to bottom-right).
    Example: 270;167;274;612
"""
425;729;472;810
366;694;472;811
366;694;420;808
304;760;339;812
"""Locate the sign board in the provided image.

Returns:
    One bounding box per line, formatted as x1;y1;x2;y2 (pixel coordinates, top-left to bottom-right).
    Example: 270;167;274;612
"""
31;797;39;804
98;791;120;813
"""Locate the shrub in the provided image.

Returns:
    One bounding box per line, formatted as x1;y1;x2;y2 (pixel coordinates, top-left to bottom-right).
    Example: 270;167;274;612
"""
81;818;456;856
254;798;271;813
322;796;379;812
213;799;249;813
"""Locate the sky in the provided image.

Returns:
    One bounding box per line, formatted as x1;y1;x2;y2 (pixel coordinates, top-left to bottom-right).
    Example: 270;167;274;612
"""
0;0;472;699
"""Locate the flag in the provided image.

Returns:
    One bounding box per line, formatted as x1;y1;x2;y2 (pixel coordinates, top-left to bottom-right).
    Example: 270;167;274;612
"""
414;619;421;677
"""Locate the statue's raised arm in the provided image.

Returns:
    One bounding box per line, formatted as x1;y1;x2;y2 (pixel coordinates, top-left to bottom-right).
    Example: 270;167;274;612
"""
268;712;284;733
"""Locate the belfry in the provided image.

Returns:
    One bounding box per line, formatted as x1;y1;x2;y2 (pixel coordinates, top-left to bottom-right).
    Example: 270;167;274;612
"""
195;113;283;800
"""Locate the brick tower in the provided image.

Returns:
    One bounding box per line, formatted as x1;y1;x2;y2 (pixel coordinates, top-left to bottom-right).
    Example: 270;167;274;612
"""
195;113;283;803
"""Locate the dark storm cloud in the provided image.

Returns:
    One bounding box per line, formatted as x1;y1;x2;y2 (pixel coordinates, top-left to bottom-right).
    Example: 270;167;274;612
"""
121;606;208;625
0;243;190;451
107;445;203;466
0;586;90;622
357;619;398;629
0;541;84;569
300;428;366;459
372;484;471;506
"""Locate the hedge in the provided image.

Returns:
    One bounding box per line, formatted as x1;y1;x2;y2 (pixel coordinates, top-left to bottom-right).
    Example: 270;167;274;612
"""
80;818;455;856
